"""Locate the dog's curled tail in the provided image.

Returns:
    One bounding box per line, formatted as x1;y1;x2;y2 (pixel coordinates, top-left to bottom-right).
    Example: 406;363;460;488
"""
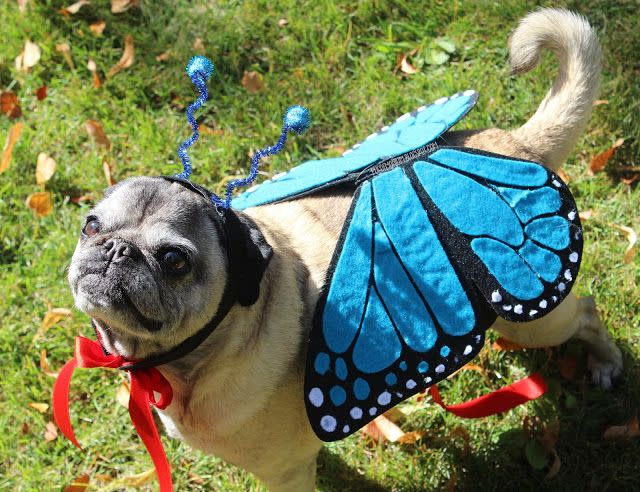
509;8;601;170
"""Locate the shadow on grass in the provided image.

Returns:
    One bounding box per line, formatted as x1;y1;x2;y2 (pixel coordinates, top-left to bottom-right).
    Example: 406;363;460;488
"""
317;448;389;492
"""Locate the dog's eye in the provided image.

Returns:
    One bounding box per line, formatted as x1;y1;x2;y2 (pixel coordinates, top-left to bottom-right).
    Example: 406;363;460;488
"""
82;218;101;237
161;249;190;275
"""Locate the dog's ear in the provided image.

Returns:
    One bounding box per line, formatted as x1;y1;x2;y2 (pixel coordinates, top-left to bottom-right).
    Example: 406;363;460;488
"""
223;210;273;306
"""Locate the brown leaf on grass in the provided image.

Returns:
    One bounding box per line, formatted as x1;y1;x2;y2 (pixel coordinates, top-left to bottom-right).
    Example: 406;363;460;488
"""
593;99;609;106
107;35;135;78
611;224;637;264
70;194;94;204
199;124;224;136
18;0;29;13
36;153;57;185
458;363;486;375
557;355;577;381
1;122;23;174
63;474;90;492
192;37;205;51
89;20;106;36
579;209;594;221
40;350;59;378
26;192;53;217
28;402;49;413
278;18;288;27
116;380;130;408
449;425;472;456
35;85;48;101
241;71;264;93
103;159;116;186
1;91;22;119
22;422;30;435
556;168;570;184
61;0;90;15
545;449;562;480
362;414;405;443
39;307;72;333
156;50;171;62
604;416;640;440
621;174;640;186
588;138;624;175
116;469;156;487
44;421;58;442
87;59;101;88
111;0;139;13
492;337;525;351
56;43;75;70
85;120;111;149
188;472;205;485
396;430;426;444
397;49;419;75
15;40;41;71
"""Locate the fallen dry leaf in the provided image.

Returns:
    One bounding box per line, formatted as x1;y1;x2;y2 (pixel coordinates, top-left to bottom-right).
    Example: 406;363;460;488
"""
192;37;205;51
85;119;111;149
56;43;75;70
397;49;419;75
588;138;624;175
22;422;30;435
63;474;90;492
155;50;171;62
70;194;94;204
89;19;106;36
36;152;57;185
1;122;23;174
39;307;72;334
107;35;135;77
492;337;525;351
15;40;41;71
111;0;139;13
362;414;405;443
87;59;101;88
28;402;49;413
116;380;130;408
26;192;53;217
103;159;116;186
241;71;264;93
199;124;224;136
579;209;594;221
44;421;58;442
545;449;562;480
396;430;426;444
18;0;28;13
611;224;637;264
40;350;59;378
593;99;609;106
61;0;90;15
604;416;640;440
35;85;48;101
278;18;288;27
1;91;22;119
115;469;156;487
556;168;570;183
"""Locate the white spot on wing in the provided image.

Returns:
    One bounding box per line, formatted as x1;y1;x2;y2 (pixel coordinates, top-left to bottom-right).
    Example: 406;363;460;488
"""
503;305;512;311
492;290;502;303
417;105;427;112
343;425;350;433
564;270;573;281
514;305;523;314
377;391;392;405
529;309;538;317
350;407;363;419
309;388;323;407
553;180;561;187
365;132;378;141
272;172;286;181
342;149;353;156
435;364;445;374
406;379;417;389
569;252;579;263
558;282;566;292
396;113;411;122
247;184;260;193
320;415;336;432
434;97;448;105
463;345;473;355
463;89;475;97
568;210;576;220
539;299;548;309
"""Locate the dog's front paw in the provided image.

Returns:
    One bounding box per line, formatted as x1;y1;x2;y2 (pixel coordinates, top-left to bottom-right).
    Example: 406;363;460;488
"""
587;349;623;390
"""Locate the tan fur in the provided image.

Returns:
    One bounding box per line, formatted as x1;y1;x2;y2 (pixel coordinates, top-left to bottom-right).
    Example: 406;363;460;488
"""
72;9;621;491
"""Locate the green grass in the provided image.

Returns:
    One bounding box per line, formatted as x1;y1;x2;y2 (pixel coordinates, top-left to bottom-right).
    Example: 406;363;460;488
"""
1;0;638;490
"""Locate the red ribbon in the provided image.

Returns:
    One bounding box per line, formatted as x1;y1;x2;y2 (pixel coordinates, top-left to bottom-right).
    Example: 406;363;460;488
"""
53;337;174;492
429;372;547;418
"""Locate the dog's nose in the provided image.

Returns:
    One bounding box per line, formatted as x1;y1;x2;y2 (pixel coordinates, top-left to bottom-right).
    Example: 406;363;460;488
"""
103;239;141;263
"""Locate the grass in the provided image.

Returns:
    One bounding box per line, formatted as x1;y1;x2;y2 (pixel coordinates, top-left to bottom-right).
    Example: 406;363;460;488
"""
0;0;638;490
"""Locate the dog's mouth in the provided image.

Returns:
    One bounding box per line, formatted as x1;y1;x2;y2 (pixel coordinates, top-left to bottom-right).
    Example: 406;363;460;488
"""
118;289;164;332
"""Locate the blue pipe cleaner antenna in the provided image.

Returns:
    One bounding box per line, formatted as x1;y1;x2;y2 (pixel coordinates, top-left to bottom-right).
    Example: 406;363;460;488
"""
176;56;310;210
177;56;215;180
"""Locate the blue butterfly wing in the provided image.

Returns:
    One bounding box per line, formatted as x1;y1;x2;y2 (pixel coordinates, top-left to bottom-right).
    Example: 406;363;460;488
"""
305;169;491;441
231;91;478;209
304;148;582;441
412;147;582;321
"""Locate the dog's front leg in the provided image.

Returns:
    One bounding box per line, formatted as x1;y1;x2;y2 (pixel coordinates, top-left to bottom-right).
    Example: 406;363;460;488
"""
258;456;317;492
491;293;623;389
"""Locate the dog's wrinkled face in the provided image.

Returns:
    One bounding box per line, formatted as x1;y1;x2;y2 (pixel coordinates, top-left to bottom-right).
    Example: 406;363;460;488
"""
69;177;227;358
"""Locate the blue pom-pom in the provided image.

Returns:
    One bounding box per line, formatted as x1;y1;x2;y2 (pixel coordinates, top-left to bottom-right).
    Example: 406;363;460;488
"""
186;56;215;81
283;105;311;135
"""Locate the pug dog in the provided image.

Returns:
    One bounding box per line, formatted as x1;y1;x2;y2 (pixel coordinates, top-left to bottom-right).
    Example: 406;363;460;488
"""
67;8;622;492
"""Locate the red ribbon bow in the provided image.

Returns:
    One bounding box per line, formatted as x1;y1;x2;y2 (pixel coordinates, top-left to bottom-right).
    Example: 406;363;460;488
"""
53;337;174;492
